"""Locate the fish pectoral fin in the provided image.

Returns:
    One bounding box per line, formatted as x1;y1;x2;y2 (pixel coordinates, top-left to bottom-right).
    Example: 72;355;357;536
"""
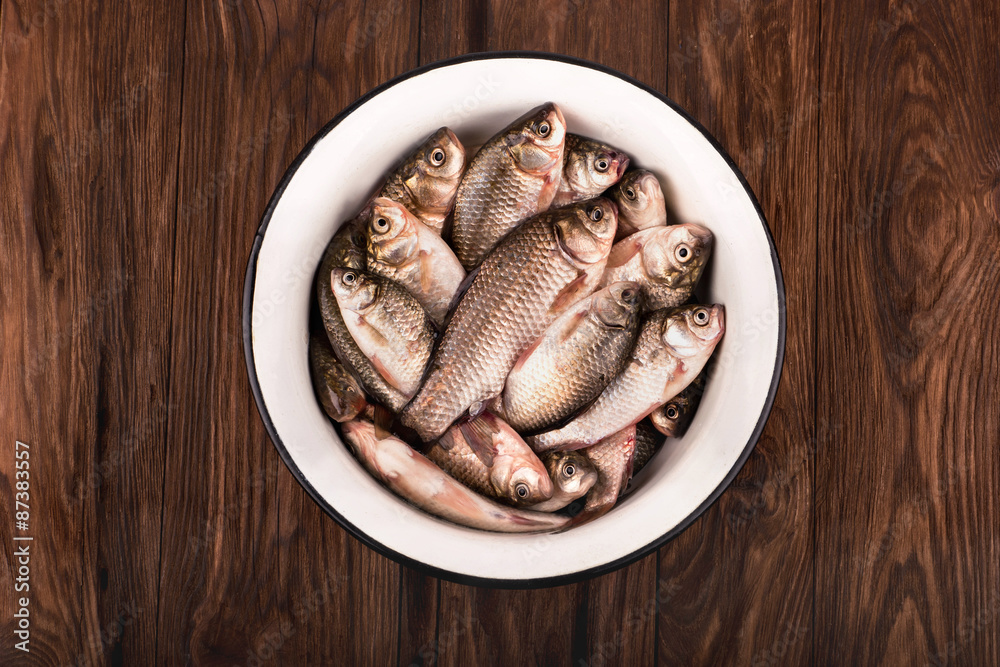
369;353;405;393
549;272;590;315
557;309;590;344
458;414;501;467
511;334;546;374
418;249;435;294
610;237;643;267
371;404;395;441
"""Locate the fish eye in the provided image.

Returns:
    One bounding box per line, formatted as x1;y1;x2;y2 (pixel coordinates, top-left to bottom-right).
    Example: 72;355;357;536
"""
536;121;551;137
675;243;692;262
595;157;610;172
666;404;679;419
342;271;357;285
563;464;576;477
429;148;446;166
372;216;390;232
621;288;636;301
515;483;529;498
624;186;637;200
693;308;710;326
589;206;604;222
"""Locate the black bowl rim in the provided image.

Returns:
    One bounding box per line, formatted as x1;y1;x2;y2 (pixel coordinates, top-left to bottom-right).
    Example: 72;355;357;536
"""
242;51;787;589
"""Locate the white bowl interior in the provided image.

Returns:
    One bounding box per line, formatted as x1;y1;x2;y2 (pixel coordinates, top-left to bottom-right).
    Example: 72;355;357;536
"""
249;57;781;583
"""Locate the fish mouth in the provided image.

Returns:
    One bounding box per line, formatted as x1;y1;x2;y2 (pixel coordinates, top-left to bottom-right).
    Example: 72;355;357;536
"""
613;154;630;179
442;126;461;148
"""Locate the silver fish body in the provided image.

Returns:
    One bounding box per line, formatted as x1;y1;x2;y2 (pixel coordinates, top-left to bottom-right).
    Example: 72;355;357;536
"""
317;220;409;412
426;413;552;507
331;268;435;399
650;369;706;437
342;420;568;533
308;333;368;422
529;305;725;452
450;103;567;269
378;127;466;234
562;426;637;527
599;223;713;311
501;281;642;434
365;198;466;325
400;198;619;442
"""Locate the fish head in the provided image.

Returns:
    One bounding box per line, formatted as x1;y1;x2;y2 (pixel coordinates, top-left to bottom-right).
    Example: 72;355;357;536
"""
503;461;554;506
324;373;368;422
368;198;419;265
487;419;554;505
544;451;598;500
652;396;693;437
403;127;466;214
614;170;666;225
505;102;567;175
555;197;619;266
342;419;379;458
661;304;726;357
642;223;713;290
593;281;643;328
330;268;379;312
563;134;630;198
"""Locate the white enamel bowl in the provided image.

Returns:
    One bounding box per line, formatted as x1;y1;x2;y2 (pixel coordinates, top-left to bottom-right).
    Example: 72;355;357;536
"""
243;53;785;587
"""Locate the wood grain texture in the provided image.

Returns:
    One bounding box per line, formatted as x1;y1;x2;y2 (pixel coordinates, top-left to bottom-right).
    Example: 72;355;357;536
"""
1;0;999;665
815;0;1000;663
657;0;820;664
0;0;183;664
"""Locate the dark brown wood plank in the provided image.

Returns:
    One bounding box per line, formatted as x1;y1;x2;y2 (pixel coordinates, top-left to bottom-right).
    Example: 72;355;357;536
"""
423;3;669;665
815;0;1000;663
578;555;659;667
0;1;183;664
152;1;315;662
272;1;421;664
657;0;819;663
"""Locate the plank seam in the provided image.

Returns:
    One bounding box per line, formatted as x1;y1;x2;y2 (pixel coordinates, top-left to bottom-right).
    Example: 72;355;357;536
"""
152;0;189;659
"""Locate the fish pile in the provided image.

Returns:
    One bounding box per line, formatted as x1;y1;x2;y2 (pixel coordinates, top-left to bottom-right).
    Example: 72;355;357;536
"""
308;104;724;533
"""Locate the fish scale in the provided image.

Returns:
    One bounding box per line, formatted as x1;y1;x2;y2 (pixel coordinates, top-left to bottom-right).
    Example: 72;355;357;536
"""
501;282;642;433
317;221;409;412
400;207;610;443
528;306;723;451
450;103;566;269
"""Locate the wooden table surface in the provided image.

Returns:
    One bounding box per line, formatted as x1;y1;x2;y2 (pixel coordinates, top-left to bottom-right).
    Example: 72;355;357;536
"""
2;0;999;664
